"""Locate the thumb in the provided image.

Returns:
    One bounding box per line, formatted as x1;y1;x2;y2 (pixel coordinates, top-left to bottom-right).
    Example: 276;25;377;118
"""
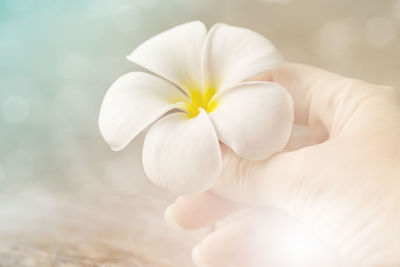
212;142;327;215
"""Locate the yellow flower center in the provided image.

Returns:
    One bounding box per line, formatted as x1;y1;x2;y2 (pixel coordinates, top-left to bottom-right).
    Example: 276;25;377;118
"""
186;88;218;118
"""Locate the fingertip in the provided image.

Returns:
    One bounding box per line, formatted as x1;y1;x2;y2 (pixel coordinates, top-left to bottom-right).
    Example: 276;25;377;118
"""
192;244;209;267
167;192;243;230
164;204;185;231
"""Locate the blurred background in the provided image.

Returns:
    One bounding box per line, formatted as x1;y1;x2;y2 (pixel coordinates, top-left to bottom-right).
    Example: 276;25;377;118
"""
0;0;399;266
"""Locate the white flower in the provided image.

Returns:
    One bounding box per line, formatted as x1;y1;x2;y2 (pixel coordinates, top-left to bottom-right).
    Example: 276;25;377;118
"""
99;21;294;195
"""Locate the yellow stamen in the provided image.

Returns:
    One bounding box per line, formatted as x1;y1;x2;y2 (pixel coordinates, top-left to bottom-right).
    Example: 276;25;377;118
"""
186;88;218;118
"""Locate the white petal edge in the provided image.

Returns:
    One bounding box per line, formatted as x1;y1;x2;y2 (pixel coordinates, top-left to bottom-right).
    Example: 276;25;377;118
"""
127;21;207;95
209;81;294;160
99;72;187;151
142;109;221;195
202;23;283;91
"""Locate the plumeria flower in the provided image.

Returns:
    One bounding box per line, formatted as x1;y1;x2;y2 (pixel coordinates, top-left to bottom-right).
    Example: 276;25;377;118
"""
99;21;294;195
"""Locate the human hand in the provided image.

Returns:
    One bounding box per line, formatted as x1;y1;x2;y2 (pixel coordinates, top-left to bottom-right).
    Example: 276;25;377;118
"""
164;63;400;267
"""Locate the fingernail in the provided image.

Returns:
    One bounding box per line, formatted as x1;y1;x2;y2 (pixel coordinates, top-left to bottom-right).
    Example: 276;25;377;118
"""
192;245;208;267
164;204;183;231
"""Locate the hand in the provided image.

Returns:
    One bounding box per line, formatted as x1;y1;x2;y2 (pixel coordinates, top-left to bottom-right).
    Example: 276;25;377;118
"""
164;63;400;267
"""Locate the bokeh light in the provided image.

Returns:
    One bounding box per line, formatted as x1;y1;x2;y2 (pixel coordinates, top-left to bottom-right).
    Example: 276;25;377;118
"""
393;0;400;22
313;18;361;59
1;95;30;124
364;16;396;47
112;4;142;33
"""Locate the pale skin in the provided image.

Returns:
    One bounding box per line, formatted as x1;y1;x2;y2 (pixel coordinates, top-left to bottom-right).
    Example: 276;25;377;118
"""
165;63;400;267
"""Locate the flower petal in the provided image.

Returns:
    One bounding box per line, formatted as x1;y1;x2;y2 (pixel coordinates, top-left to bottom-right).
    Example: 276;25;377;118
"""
99;72;187;151
127;21;207;94
142;109;221;195
210;82;294;160
202;23;283;91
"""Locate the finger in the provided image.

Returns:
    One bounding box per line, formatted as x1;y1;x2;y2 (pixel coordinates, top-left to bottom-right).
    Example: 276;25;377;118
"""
192;208;340;267
164;192;246;230
212;141;330;214
250;63;371;136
